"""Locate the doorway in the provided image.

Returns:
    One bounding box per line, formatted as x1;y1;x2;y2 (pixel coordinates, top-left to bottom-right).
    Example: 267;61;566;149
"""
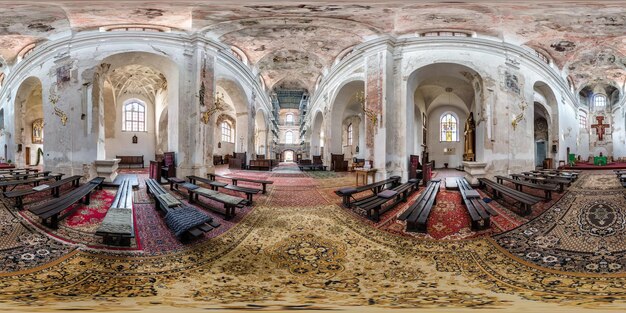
25;147;31;165
284;150;294;162
535;141;546;167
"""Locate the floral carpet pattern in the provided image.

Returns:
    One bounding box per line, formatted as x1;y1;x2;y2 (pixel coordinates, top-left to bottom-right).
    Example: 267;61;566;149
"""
495;173;626;273
1;171;626;311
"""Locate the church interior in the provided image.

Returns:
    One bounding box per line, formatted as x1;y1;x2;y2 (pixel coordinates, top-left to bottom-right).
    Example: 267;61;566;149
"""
1;1;626;312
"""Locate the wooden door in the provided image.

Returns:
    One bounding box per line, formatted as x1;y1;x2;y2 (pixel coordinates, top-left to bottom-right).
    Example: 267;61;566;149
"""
25;147;31;165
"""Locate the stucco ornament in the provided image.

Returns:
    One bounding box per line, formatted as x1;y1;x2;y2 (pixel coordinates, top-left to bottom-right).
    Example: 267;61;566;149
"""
201;92;225;124
355;90;377;130
511;100;528;130
48;87;68;126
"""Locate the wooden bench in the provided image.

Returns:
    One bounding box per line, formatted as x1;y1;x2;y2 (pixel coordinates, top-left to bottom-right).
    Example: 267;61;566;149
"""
116;155;144;168
334;176;401;208
187;186;247;220
145;178;220;240
496;175;558;201
0;173;64;192
190;175;258;204
511;173;568;192
95;179;135;246
3;175;82;210
28;177;104;229
398;179;441;232
2;171;51;181
457;178;495;231
299;164;327;171
478;178;542;216
355;179;420;221
208;173;273;194
248;159;273;171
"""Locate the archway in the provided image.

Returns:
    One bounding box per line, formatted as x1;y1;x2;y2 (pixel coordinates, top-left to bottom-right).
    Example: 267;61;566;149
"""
329;80;365;162
533;81;559;161
407;63;481;169
93;52;179;166
282;149;295;162
254;109;268;158
13;77;43;167
310;110;324;158
533;102;550;168
216;78;250;155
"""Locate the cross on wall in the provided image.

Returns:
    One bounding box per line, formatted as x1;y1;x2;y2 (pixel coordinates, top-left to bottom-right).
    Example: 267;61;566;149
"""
590;116;610;141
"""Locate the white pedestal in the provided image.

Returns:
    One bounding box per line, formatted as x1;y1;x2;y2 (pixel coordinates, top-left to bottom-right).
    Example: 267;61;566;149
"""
93;159;121;183
463;161;488;185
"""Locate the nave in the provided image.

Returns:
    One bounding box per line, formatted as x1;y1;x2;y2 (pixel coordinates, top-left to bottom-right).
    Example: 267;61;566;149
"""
1;163;625;312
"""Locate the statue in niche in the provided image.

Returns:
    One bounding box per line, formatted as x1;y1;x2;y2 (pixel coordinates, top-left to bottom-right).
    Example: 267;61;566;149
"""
32;119;43;144
463;112;475;162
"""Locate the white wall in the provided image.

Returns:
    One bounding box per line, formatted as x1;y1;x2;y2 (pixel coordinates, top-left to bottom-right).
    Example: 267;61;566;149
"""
104;94;156;166
428;105;467;169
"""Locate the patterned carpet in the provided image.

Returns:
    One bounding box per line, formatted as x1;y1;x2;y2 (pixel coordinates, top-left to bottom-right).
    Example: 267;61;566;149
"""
1;171;626;311
495;173;626;273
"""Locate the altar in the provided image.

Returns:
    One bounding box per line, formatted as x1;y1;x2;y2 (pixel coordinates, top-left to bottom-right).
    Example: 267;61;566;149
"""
594;156;607;166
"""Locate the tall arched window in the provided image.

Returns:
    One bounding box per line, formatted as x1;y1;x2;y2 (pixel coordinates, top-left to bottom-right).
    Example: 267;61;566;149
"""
285;131;293;144
347;123;353;145
594;94;607;109
286;113;294;125
579;110;587;129
122;100;146;132
440;113;458;142
221;121;232;143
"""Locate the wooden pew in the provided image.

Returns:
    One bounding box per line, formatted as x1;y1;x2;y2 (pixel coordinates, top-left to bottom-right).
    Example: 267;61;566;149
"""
192;175;258;204
334;176;401;208
511;173;568;192
207;173;273;194
398;179;441;232
496;175;558;201
3;175;82;210
145;178;220;239
0;173;64;192
457;178;495;230
28;177;104;229
478;178;542;216
95;179;135;246
355;179;420;222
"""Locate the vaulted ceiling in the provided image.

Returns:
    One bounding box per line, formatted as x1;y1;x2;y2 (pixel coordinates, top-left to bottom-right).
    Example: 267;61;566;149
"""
0;1;625;93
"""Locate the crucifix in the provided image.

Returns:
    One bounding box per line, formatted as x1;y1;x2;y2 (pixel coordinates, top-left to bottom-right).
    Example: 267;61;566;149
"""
591;116;610;141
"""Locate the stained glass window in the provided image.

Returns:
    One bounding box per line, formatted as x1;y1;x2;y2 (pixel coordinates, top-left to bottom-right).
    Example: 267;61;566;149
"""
122;100;146;132
440;113;458;142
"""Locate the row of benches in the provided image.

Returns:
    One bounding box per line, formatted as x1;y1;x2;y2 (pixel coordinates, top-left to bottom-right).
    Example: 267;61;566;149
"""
146;179;221;240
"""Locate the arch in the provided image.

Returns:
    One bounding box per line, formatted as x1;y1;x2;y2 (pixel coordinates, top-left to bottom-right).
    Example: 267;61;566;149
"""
310;110;324;157
406;62;483;168
95;51;178;164
254;108;269;157
329;80;365;155
532;80;559;161
13;76;43;167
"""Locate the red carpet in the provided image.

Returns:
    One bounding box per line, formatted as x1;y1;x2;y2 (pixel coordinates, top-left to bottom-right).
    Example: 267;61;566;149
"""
563;162;626;170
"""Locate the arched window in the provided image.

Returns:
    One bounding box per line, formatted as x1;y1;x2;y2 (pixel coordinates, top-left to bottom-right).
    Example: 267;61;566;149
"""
594;94;607;109
347;123;353;146
122;100;146;132
221;121;232;143
579;110;587;129
286;113;294;125
285;131;293;144
440;113;458;142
